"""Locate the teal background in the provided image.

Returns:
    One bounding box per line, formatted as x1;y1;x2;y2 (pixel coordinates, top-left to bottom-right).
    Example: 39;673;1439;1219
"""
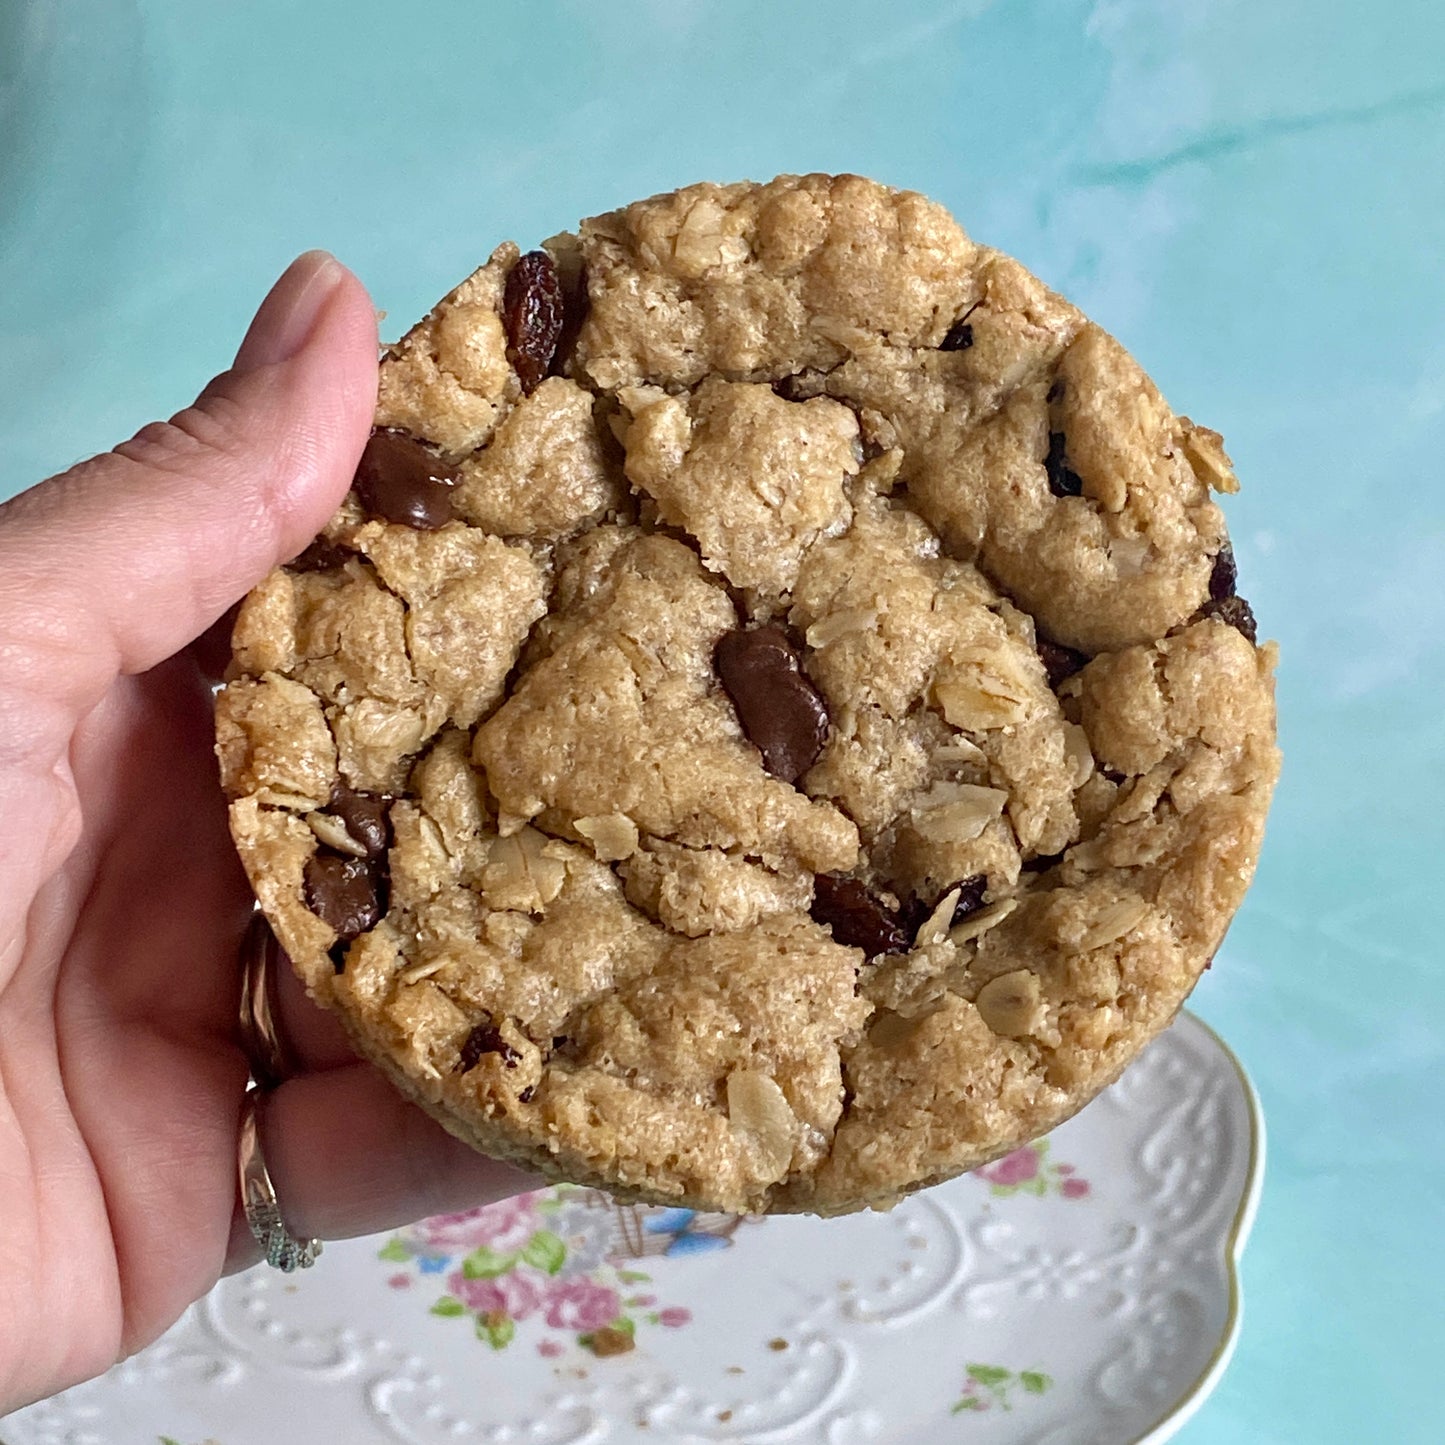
2;1;1442;1439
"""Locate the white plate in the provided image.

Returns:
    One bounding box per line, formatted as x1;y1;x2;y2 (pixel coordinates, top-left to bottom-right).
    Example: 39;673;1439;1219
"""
4;1011;1261;1445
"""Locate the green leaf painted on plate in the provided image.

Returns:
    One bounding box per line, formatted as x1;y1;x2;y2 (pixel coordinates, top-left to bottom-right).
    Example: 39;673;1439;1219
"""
477;1312;516;1349
430;1295;466;1318
966;1364;1011;1386
521;1229;567;1275
376;1237;411;1262
461;1246;515;1279
616;1268;651;1284
951;1397;983;1413
1021;1370;1052;1395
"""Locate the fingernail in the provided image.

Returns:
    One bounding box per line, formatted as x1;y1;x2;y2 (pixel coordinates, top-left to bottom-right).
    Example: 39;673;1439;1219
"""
234;251;346;371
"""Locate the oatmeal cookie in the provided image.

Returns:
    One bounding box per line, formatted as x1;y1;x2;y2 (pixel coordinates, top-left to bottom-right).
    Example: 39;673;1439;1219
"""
217;174;1278;1214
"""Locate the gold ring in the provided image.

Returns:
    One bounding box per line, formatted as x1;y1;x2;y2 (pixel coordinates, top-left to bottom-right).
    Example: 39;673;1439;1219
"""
239;911;291;1090
237;1089;322;1273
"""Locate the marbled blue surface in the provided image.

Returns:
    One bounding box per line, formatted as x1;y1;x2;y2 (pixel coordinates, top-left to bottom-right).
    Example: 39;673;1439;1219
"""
2;2;1442;1439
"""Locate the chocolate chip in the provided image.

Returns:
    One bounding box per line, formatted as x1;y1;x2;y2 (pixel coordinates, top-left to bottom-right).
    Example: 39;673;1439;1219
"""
302;851;386;940
502;250;564;394
715;625;830;785
353;427;457;530
457;1020;520;1073
518;1084;537;1103
288;535;350;573
1199;594;1259;645
1209;541;1239;602
1044;431;1084;498
939;320;974;351
811;875;910;961
326;783;392;860
328;941;350;973
1037;638;1088;688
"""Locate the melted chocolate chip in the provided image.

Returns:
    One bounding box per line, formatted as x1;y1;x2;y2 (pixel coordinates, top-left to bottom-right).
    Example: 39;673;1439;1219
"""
1199;594;1259;645
353;427;457;529
1037;637;1088;688
457;1020;520;1072
502;250;564;394
302;851;386;939
1209;541;1239;602
811;875;910;961
1044;431;1084;498
518;1084;537;1104
328;941;350;974
326;783;392;860
939;320;974;351
715;625;830;784
288;535;350;573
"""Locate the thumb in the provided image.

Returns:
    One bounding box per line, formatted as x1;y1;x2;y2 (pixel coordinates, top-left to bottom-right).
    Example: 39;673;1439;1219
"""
0;251;377;734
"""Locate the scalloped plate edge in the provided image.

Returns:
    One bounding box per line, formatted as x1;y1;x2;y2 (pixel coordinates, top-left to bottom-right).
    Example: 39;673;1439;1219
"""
1132;1011;1266;1445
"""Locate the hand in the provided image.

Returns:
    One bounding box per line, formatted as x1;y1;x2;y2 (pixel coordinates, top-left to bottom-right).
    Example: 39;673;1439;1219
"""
0;253;533;1411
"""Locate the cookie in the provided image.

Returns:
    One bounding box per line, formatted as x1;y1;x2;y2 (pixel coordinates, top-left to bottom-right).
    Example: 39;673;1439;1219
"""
216;174;1279;1215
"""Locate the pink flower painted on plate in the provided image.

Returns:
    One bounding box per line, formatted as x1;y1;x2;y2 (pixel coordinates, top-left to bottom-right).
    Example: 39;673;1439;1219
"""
418;1193;545;1254
976;1147;1039;1187
544;1276;621;1332
658;1307;692;1327
973;1138;1091;1200
448;1267;545;1321
537;1338;564;1358
388;1273;412;1289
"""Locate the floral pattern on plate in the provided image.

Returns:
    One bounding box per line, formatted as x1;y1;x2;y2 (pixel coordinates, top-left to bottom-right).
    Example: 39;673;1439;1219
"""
7;1012;1260;1445
374;1187;747;1356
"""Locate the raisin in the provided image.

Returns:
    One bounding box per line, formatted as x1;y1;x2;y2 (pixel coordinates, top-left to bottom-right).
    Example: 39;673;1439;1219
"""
1044;431;1084;498
1209;541;1239;602
939;320;974;351
288;535;351;573
950;875;988;922
1038;638;1088;688
457;1020;520;1073
899;876;988;937
1199;594;1258;645
811;875;910;961
502;250;564;394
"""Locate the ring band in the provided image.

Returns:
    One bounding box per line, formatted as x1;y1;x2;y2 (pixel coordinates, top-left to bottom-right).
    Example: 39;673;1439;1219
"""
238;1088;322;1272
239;911;291;1091
237;913;320;1272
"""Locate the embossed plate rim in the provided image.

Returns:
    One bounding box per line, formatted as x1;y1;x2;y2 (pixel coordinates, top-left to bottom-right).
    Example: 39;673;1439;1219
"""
1131;1010;1264;1445
0;1007;1264;1444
